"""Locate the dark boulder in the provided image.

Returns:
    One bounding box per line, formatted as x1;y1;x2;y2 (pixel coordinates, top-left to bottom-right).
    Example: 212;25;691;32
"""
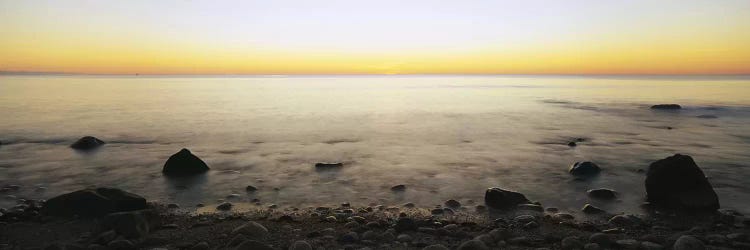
162;148;210;176
650;104;682;110
588;188;617;200
70;136;105;150
645;154;719;210
390;185;406;192
484;187;531;210
42;188;147;217
569;161;601;176
315;162;343;169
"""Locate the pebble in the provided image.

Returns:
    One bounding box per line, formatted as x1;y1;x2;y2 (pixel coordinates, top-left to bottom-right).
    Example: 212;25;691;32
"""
226;194;241;199
403;202;415;208
344;221;359;228
245;185;257;192
474;234;494;245
324;216;337;222
216;202;232;211
523;221;539;229
338;231;359;243
289;240;312;250
457;239;489;250
380;232;396;242
422;244;449;250
589;233;612;246
615;239;639;249
107;239;134;250
391;185;406;191
608;215;632;226
673;235;705;250
582;204;605;214
474;205;486;212
231;221;268;239
515;215;536;223
361;230;378;241
640;241;664;250
397;234;413;242
561;236;583;250
431;208;444;215
167;203;179;209
320;228;336;236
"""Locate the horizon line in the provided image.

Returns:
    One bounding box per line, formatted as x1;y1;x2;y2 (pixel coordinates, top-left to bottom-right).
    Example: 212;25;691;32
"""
2;70;750;77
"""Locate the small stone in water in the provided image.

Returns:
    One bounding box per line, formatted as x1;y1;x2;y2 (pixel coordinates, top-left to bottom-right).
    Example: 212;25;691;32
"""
216;202;232;211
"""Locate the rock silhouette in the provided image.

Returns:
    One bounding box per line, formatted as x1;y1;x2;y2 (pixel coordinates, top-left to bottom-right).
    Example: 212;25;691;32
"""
70;136;105;150
315;162;343;169
569;161;601;176
484;187;531;210
162;148;210;176
42;187;147;217
650;104;682;110
645;154;719;210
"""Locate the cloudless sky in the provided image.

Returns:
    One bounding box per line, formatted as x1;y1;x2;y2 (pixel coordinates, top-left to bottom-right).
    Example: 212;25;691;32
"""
1;0;749;74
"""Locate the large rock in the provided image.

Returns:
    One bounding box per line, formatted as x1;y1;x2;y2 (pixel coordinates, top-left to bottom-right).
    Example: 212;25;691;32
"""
569;161;601;176
42;188;147;217
70;136;105;150
650;104;682;110
645;154;719;210
162;148;210;176
484;187;531;209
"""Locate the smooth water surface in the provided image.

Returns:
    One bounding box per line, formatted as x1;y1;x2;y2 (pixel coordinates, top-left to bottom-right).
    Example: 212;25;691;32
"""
1;75;749;214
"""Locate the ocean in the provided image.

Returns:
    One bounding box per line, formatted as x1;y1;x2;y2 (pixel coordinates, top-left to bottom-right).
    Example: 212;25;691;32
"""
1;75;749;214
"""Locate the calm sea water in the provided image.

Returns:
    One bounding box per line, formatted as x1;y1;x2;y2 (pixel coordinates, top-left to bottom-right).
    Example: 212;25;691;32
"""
1;75;749;214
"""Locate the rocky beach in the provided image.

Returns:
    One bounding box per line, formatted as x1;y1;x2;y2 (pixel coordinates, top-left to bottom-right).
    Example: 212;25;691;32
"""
2;135;750;249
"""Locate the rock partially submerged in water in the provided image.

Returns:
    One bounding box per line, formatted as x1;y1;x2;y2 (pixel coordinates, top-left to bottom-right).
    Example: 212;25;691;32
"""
390;184;406;192
70;136;105;150
588;188;617;200
645;154;719;210
484;187;531;210
650;104;682;110
162;148;210;176
315;162;343;169
42;187;147;217
569;161;601;176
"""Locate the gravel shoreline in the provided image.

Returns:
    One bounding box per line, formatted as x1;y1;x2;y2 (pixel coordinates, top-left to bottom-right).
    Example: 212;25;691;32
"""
2;199;749;250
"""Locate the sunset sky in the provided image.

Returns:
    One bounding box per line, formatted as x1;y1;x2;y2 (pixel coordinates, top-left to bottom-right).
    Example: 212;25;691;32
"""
1;0;749;75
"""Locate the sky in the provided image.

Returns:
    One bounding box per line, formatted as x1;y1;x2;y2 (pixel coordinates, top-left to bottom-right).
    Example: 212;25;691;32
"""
1;0;749;75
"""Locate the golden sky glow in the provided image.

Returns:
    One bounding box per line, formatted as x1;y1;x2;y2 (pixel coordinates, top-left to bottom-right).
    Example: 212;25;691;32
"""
1;0;749;75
